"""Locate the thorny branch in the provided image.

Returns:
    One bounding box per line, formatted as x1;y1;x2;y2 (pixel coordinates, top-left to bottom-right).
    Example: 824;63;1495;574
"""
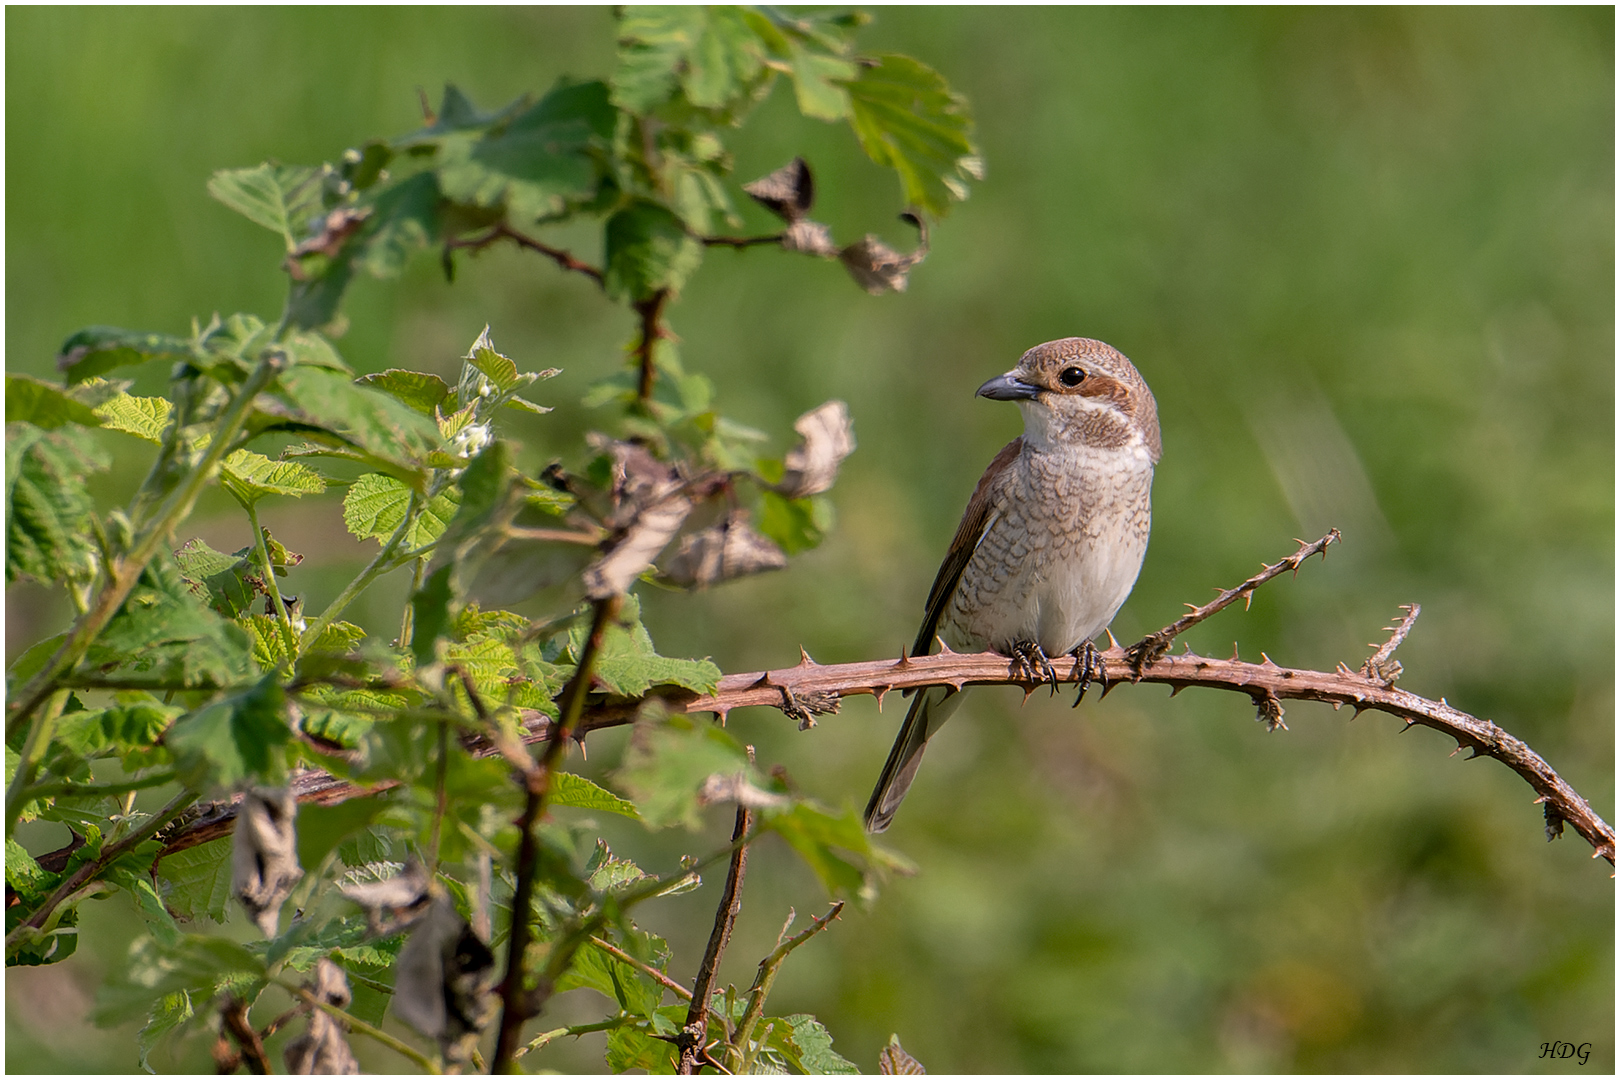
634;289;672;404
143;535;1613;875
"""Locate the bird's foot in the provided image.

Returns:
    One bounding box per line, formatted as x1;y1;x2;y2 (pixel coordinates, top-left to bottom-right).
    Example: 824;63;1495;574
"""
1010;640;1059;694
1070;640;1107;707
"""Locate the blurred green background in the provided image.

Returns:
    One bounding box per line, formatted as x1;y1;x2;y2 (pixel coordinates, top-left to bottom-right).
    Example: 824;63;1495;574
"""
6;6;1612;1073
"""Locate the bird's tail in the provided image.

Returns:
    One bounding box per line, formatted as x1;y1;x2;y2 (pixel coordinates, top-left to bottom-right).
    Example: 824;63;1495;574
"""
864;685;966;833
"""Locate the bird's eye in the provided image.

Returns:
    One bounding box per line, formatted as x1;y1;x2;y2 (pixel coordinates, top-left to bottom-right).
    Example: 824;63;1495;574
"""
1059;366;1086;387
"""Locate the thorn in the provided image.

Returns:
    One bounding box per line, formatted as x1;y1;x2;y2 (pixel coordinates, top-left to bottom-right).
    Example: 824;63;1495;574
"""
1184;603;1199;613
1401;719;1416;732
798;646;817;667
1182;641;1193;654
947;678;966;691
1106;628;1121;650
1439;697;1448;707
749;671;774;689
1098;680;1117;700
872;685;889;711
1021;687;1035;706
893;652;912;669
1331;701;1342;711
715;708;730;725
1168;684;1184;697
1243;593;1253;611
1260;652;1277;667
1449;744;1465;757
1351;707;1365;720
1466;748;1485;760
1336;662;1355;676
934;636;955;655
1532;795;1548;804
1229;642;1241;661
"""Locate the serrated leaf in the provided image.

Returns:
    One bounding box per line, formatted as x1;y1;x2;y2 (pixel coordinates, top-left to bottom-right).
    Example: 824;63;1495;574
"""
87;556;255;688
757;491;834;556
615;715;750;829
410;564;456;668
5;374;105;429
769;1014;861;1074
174;539;261;619
558;938;666;1019
94;393;173;443
282;330;352;373
438;79;613;224
275;366;443;475
156;838;234;923
207;163;328;249
165;677;291;789
93;933;266;1026
565;595;722;697
6;426;106;586
603;200;704;302
551;772;641;819
356;369;452;416
605;1016;681;1073
762;801;914;902
56;326;193;384
356;171;442;278
342;472;461;547
137;991;196;1073
843;54;978;218
220;450;327;505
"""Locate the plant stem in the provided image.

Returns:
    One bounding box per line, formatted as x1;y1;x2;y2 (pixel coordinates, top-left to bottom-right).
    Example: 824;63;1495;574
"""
634;290;671;404
6;789;199;946
4;690;69;837
299;490;421;649
726;902;845;1071
246;501;299;661
491;595;620;1073
272;977;441;1073
399;556;427;648
6;352;285;738
513;1015;631;1060
23;769;178;802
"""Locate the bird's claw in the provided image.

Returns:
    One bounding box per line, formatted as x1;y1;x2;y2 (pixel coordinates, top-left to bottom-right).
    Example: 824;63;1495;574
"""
1070;640;1107;707
1010;640;1059;694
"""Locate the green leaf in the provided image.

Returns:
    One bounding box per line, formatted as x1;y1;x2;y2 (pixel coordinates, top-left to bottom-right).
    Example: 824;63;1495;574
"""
437;79;613;224
756;490;833;555
615;715;749;829
87;556;256;687
6;425;107;586
174;539;261;618
843;54;979;218
762;801;914;902
93;933;265;1026
767;1014;860;1074
137;990;196;1073
220;450;327;505
551;772;641;819
558;938;666;1019
565;595;722;697
605;1018;681;1073
275;366;443;475
56;326;193;385
612;7;704;114
50;698;178;769
155;839;233;923
294;798;388;872
409;564;455;667
603;200;704;302
94;393;173;443
281;330;352;373
206;162;328;249
355;171;442;278
355;369;452;416
5;374;104;429
613;8;776;118
165;676;291;789
342;472;461;547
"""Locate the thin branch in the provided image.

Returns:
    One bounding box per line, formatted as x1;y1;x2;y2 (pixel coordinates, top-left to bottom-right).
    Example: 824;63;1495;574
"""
701;233;785;249
220;996;271;1075
446;222;605;285
272;976;440;1073
679;748;755;1074
513;1015;634;1060
588;935;693;1001
1124;529;1341;671
492;595;621;1073
634;289;671;404
1362;602;1420;683
726;902;845;1072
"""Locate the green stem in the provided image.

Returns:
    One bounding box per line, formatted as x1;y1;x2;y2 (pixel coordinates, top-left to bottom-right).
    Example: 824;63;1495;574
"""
5;690;69;837
272;977;441;1073
6;789;198;947
398;557;427;649
514;1015;631;1060
23;770;178;802
6;352;285;737
299;490;422;649
726;902;845;1070
245;501;299;661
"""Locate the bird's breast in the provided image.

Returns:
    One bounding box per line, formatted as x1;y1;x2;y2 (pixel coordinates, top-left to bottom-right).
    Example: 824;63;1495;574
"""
944;441;1154;656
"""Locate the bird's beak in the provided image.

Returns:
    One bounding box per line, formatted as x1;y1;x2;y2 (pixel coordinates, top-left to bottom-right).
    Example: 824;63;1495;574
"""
976;372;1043;401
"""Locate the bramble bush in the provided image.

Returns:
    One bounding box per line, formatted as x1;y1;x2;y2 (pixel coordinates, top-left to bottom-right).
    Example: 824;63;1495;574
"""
5;8;975;1073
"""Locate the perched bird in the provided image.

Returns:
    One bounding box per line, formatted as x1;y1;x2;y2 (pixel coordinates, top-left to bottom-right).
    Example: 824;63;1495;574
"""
864;338;1161;832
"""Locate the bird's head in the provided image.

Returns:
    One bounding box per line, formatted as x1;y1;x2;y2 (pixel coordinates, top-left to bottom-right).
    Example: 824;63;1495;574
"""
977;337;1161;461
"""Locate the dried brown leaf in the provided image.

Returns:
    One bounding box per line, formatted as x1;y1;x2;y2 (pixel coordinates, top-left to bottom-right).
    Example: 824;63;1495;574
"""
776;401;856;498
781;219;839;258
879;1034;926;1074
661;510;788;588
284;959;360;1075
231;787;303;937
392;891;497;1064
339;859;432;936
742;157;814;222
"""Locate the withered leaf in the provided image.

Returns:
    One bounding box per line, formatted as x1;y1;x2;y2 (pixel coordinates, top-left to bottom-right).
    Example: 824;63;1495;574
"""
284;959;360;1075
782;219;840;258
840;234;926;295
879;1034;927;1074
339;859;432;936
776;401;856;498
697;770;790;809
742;157;814;222
392;891;497;1065
231;787;303;937
661;510;787;588
583;437;694;598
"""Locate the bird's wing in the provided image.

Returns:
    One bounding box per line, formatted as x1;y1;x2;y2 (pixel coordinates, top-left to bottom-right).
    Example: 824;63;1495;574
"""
911;436;1023;657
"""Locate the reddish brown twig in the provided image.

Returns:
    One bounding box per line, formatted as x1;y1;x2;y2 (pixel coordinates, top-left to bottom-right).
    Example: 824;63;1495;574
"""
219;996;271;1075
446;222;605;285
634;289;672;404
1362;603;1421;684
1125;529;1340;671
701;233;785;249
679;747;756;1073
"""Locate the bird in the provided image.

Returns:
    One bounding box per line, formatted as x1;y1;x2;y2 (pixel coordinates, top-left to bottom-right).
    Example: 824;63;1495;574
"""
864;337;1161;833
